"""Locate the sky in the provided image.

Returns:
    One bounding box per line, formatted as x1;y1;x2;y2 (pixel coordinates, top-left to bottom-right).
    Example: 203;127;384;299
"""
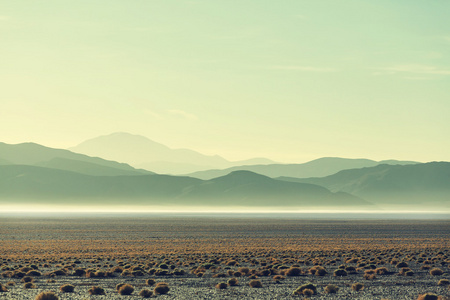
1;1;449;163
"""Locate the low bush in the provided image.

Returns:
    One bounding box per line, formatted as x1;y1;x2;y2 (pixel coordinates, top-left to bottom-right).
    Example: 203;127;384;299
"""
139;289;153;298
352;282;364;291
88;286;105;295
215;282;227;289
59;284;75;293
154;282;170;295
324;284;339;294
35;292;59;300
249;280;262;288
227;277;238;286
429;268;444;276
118;284;134;295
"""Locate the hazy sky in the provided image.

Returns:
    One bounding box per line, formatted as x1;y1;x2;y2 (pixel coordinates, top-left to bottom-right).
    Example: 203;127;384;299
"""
1;1;449;163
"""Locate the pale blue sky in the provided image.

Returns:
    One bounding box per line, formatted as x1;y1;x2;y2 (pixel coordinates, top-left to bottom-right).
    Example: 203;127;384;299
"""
1;1;449;162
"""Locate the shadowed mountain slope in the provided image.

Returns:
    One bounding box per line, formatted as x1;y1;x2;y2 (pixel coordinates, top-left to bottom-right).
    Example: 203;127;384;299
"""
278;162;450;206
0;142;152;176
0;166;367;207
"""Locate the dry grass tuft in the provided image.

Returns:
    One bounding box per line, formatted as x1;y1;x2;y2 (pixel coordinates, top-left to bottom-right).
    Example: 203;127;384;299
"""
153;282;170;295
416;293;441;300
215;282;227;289
324;284;339;294
59;284;75;293
139;289;153;298
429;268;444;276
249;280;263;288
352;282;364;291
35;291;59;300
88;286;105;295
118;284;134;295
227;277;238;286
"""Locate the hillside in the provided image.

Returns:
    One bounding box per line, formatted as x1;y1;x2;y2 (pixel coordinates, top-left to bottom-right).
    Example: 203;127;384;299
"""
69;132;276;174
278;162;450;207
0;165;368;208
187;157;418;180
0;142;151;176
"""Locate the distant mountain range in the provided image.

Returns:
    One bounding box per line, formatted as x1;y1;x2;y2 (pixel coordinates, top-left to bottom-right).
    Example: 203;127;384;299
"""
278;162;450;208
0;165;366;207
186;157;418;180
1;140;448;211
0;142;151;176
69;132;276;174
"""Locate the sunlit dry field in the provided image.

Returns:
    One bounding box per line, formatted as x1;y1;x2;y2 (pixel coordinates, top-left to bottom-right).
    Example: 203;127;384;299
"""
0;216;449;299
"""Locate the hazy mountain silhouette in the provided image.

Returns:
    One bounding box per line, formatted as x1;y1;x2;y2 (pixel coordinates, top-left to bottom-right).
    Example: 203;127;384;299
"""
278;162;450;207
0;165;368;207
69;132;276;174
187;157;418;180
0;142;151;176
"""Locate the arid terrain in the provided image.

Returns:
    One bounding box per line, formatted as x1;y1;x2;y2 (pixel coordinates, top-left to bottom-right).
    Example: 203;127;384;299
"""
0;216;449;299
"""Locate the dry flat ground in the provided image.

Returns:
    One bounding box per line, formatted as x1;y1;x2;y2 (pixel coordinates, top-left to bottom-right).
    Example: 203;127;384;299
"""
0;216;449;299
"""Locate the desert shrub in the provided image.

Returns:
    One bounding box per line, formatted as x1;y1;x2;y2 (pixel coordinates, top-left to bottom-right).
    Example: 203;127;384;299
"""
352;282;364;291
324;284;339;294
429;268;444;276
212;273;226;278
249;280;262;288
146;278;156;286
334;269;347;276
286;267;302;276
196;272;204;277
153;282;170;295
396;262;408;268
88;286;105;295
315;266;327;276
0;283;8;292
46;279;56;283
417;293;440;300
238;267;250;275
375;267;389;275
21;276;34;282
293;283;317;295
227;277;238;286
233;271;242;277
6;282;14;286
345;266;357;274
273;275;285;282
118;284;134;295
216;282;227;289
438;279;449;286
26;270;42;276
139;289;153;298
60;284;75;293
24;282;36;289
226;260;238;266
73;268;86;276
303;288;314;296
35;291;59;300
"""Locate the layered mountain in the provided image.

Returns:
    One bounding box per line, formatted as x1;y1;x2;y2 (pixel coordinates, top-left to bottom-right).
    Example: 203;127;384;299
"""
0;142;151;176
187;157;418;180
69;132;276;174
278;162;450;207
0;165;367;208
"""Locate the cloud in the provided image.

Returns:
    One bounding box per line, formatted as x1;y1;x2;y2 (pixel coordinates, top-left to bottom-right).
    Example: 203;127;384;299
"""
378;64;450;75
168;109;198;120
0;16;10;21
269;65;337;72
144;109;163;120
